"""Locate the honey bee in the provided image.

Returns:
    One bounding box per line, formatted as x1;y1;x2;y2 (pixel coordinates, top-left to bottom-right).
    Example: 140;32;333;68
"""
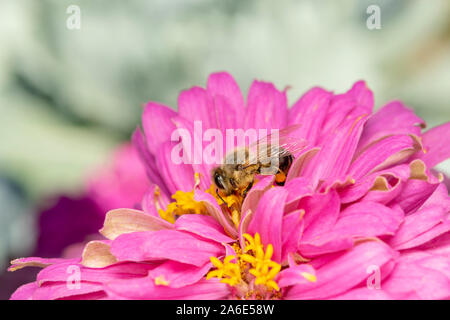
212;126;307;199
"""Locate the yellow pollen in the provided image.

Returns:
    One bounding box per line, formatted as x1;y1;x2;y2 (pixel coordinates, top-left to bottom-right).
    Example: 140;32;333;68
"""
207;233;281;293
154;276;170;286
301;272;317;282
158;173;208;223
206;184;241;207
206;184;243;228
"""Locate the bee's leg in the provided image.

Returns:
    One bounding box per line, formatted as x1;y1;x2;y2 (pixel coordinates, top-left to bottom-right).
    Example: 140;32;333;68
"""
216;189;229;207
243;181;254;198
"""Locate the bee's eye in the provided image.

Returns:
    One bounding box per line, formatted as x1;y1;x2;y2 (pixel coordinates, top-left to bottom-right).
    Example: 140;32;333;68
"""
229;178;237;188
214;173;225;189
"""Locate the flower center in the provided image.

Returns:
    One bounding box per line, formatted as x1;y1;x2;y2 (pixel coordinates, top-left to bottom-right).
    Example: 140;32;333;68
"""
206;233;282;300
158;173;243;226
158;190;206;223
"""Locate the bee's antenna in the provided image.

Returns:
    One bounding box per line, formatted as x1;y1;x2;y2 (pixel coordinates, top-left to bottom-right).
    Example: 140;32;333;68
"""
216;189;229;208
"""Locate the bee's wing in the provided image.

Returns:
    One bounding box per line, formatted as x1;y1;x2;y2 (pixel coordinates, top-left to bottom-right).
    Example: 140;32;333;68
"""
245;125;308;172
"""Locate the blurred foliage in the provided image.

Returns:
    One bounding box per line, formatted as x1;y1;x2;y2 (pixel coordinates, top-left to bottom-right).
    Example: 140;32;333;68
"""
0;0;449;289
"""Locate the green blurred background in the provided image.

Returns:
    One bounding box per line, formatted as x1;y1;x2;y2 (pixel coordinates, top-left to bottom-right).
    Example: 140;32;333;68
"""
0;0;449;297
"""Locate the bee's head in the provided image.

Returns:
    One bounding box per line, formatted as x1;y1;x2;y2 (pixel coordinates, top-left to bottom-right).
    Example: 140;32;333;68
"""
212;167;234;196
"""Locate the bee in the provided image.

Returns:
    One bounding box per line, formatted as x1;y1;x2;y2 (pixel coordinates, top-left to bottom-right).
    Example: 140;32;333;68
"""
212;126;307;199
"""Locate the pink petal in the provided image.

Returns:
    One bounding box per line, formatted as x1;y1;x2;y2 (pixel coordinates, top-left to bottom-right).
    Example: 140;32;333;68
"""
285;240;398;299
381;253;450;299
392;179;439;214
247;187;288;262
281;210;304;262
174;214;234;243
132;129;169;195
241;176;274;217
303;111;369;188
244;80;287;131
238;209;254;251
105;278;229;300
178;86;217;130
277;262;316;288
156;141;195;194
334;201;404;236
318;81;373;144
389;195;449;251
110;230;224;266
288;87;332;145
142;102;177;155
300;202;403;257
416;231;450;257
330;286;393;300
207;71;245;129
357;101;425;153
346;80;374;113
148;260;212;288
32;281;104;300
414;122;450;168
193;190;238;238
301;189;340;240
141;184;171;217
339;163;410;203
10;282;38;300
349;135;421;180
171;116;212;188
37;261;155;285
284;177;314;209
285;147;320;183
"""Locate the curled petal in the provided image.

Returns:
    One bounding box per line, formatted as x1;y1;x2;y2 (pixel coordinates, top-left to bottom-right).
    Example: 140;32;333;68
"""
148;260;212;288
357;101;425;153
81;241;117;268
414;122;450;168
100;208;173;240
193;190;238;238
9;257;78;272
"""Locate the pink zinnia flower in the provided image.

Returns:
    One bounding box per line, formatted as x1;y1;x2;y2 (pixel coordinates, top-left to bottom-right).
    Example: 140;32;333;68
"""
9;72;450;300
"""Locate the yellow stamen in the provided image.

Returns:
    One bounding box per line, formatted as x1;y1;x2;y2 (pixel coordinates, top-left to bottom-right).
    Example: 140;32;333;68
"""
207;233;281;293
242;233;281;292
207;255;241;286
158;173;208;223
